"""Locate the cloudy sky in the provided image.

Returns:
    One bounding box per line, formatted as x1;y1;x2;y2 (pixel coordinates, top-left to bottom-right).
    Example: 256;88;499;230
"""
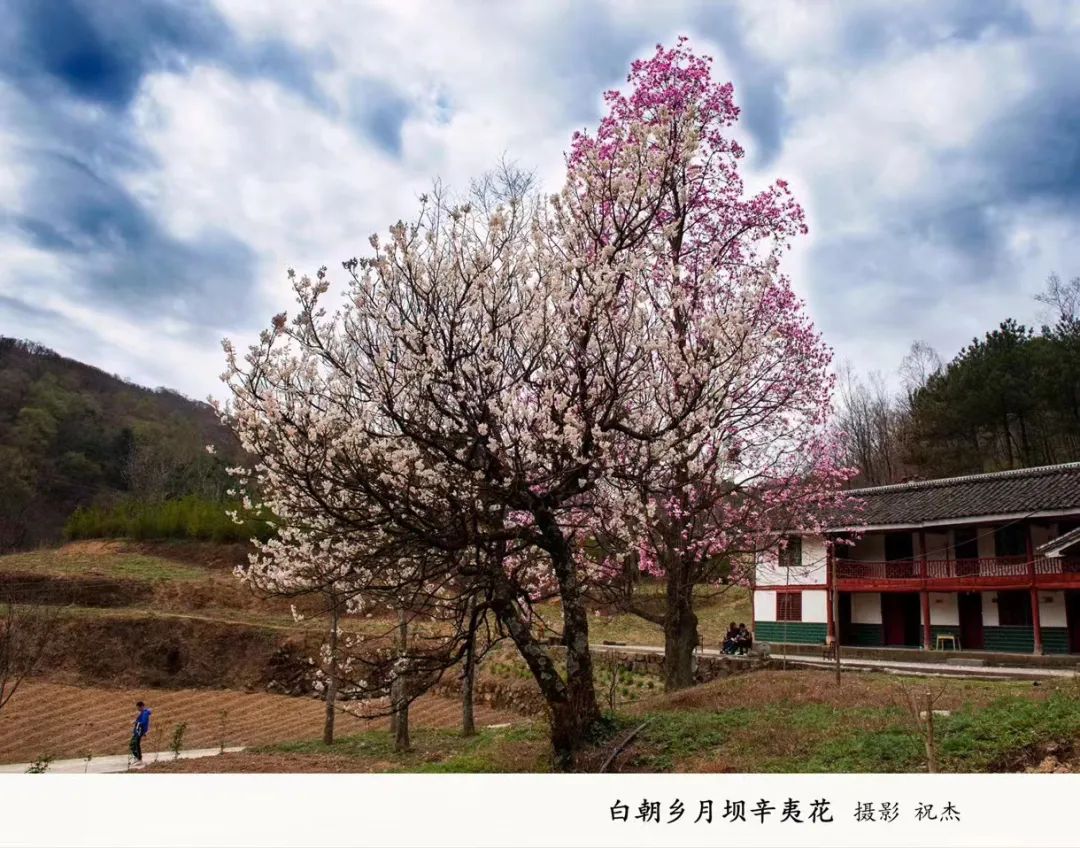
1;0;1078;401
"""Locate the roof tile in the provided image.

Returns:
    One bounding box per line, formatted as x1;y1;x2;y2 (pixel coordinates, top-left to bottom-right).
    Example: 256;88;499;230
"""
834;462;1080;528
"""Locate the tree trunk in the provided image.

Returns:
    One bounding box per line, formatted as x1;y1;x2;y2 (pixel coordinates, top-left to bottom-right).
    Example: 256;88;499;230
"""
1017;411;1031;464
490;577;584;770
392;610;410;752
560;583;601;732
392;674;410;752
1002;413;1014;466
322;600;339;746
663;564;698;691
535;509;601;737
462;601;477;737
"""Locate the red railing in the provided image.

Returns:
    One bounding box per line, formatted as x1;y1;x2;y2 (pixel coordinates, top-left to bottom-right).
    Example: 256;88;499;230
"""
928;556;1029;579
1035;556;1080;575
836;556;1080;583
836;559;921;580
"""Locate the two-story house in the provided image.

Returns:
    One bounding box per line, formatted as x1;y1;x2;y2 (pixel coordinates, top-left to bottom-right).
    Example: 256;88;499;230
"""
753;462;1080;655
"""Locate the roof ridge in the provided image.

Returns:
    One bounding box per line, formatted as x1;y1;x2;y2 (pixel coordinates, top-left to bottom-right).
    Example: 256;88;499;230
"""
846;461;1080;496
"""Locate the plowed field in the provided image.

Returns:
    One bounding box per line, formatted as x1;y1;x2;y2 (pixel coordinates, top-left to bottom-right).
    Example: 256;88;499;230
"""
0;680;518;763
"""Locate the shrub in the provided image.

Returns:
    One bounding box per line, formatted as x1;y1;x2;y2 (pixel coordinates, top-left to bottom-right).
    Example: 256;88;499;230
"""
170;721;189;760
64;496;273;543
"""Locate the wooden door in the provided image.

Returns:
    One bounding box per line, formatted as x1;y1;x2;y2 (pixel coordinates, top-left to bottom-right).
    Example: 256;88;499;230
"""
958;592;984;650
881;593;919;646
1066;591;1080;654
838;592;852;646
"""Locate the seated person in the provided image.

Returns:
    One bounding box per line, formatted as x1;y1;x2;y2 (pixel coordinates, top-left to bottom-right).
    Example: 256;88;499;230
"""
722;622;739;654
735;623;753;655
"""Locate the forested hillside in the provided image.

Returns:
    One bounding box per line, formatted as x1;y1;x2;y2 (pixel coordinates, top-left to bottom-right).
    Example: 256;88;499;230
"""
5;273;1079;548
906;318;1080;473
837;274;1080;485
0;338;243;550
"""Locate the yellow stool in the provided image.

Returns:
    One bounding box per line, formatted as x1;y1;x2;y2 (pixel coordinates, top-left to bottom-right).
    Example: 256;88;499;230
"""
935;634;959;651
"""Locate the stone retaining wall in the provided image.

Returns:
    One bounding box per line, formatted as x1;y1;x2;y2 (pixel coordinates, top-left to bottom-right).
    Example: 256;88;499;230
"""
591;646;774;684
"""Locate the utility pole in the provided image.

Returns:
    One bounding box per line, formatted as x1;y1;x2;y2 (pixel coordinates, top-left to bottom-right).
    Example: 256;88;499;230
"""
924;690;937;773
832;551;841;685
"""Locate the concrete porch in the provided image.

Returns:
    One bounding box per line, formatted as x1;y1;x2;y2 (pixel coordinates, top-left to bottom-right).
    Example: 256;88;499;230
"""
768;640;1080;670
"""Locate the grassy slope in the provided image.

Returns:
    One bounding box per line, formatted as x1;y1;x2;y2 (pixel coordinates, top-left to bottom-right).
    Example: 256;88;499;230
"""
535;584;754;648
0;548;208;582
14;544;1080;774
625;671;1080;773
262;726;550;773
205;670;1080;774
1;543;753;648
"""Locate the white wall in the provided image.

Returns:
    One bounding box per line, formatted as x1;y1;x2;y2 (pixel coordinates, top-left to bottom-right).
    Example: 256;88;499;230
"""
982;590;1062;626
802;537;828;582
840;524;1069;562
928;592;958;625
1040;591;1067;627
924;531;950;562
753;589;828;623
845;590;1056;627
755;534;827;586
851;592;882;624
802;589;828;624
754;590;776;621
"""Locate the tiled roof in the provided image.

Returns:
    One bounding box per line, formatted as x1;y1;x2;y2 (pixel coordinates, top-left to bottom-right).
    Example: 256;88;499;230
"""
831;462;1080;529
1037;525;1080;557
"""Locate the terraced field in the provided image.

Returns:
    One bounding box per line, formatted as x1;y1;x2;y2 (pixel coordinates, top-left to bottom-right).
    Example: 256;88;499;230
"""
0;546;210;581
0;680;520;764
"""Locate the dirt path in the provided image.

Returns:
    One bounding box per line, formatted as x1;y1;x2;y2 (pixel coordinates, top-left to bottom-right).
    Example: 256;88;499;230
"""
0;679;519;764
0;747;246;774
592;642;1080;679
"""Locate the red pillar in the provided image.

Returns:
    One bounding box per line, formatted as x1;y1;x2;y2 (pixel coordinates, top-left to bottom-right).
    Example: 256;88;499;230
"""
749;556;755;640
826;542;835;645
1031;589;1044;655
921;592;932;650
1027;525;1042;655
919;530;932;650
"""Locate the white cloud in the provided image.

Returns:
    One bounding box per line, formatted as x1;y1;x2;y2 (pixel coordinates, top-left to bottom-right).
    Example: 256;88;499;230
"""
0;230;224;395
759;24;1076;384
127;66;412;278
4;0;1079;403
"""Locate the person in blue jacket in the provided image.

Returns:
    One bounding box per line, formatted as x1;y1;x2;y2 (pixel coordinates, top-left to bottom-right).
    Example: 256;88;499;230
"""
130;701;151;765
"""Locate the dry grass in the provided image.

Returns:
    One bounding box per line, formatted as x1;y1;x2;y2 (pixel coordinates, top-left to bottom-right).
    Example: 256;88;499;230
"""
646;669;1053;715
2;544;751;653
30;668;1076;774
0;547;209;582
0;679;519;764
534;584;753;648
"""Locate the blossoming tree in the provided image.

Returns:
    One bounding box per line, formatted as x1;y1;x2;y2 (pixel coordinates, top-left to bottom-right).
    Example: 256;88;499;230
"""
220;39;853;762
220;394;498;752
566;39;855;689
221;171;659;765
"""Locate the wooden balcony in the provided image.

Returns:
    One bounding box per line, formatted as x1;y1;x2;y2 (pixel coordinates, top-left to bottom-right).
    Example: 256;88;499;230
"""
835;556;1080;591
